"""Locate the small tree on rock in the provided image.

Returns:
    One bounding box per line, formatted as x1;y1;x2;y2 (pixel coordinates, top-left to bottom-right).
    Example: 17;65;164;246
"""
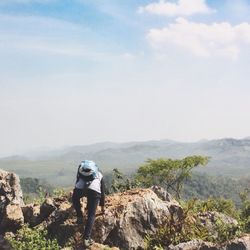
136;155;209;198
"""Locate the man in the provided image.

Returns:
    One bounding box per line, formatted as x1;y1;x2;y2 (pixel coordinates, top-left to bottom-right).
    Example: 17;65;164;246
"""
72;160;105;247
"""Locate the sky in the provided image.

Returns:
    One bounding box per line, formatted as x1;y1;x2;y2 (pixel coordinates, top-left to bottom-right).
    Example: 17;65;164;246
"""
1;0;250;156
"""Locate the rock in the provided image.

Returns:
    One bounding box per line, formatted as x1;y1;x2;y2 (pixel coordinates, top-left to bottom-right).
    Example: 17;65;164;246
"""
61;243;120;250
198;211;239;241
169;239;217;250
0;169;24;233
46;188;182;249
169;235;250;250
89;243;120;250
224;234;250;250
151;185;183;217
22;203;41;226
0;204;24;232
0;235;12;250
40;197;57;220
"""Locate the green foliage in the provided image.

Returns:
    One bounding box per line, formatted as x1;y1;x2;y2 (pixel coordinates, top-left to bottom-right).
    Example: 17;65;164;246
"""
21;177;53;195
32;186;48;204
21;177;54;203
183;173;249;207
213;218;242;243
109;168;139;193
52;188;68;197
239;190;250;232
136;156;209;198
189;197;240;219
145;198;243;249
144;199;211;249
6;224;60;250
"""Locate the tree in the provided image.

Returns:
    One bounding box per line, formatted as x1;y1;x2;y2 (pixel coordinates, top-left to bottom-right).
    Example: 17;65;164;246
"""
136;155;209;198
109;168;138;193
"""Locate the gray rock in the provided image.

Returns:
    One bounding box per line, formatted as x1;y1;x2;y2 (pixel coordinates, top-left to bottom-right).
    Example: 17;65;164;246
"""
0;235;12;250
22;203;41;226
0;169;24;233
169;235;250;250
225;235;250;250
169;239;217;250
45;188;182;249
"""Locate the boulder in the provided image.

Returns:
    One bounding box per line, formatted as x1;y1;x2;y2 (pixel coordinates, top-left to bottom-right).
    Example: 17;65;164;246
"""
0;235;12;250
169;235;250;250
0;204;24;232
169;239;217;250
225;234;250;250
46;188;182;249
198;211;239;241
0;169;24;233
22;203;41;226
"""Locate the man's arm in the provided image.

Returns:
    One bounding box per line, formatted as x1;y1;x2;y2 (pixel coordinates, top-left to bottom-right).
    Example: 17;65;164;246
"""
75;165;80;184
100;178;105;210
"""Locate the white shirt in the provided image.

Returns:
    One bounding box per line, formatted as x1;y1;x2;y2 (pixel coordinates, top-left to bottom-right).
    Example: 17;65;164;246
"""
75;171;103;194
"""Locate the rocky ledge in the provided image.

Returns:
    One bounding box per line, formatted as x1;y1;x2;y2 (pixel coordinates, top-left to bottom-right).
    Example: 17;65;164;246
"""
0;169;249;250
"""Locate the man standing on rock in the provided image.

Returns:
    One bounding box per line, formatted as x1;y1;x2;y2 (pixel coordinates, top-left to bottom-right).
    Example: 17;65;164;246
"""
72;160;105;247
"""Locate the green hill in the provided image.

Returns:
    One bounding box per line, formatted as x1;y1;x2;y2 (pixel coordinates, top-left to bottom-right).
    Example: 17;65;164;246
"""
0;138;249;186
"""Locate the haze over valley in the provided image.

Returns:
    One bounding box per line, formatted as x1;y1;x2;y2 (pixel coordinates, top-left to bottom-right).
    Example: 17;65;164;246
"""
1;137;250;187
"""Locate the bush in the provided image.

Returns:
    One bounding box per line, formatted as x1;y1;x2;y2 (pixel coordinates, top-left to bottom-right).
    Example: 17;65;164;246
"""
144;199;211;249
240;190;250;232
6;224;60;250
145;198;243;249
189;197;240;219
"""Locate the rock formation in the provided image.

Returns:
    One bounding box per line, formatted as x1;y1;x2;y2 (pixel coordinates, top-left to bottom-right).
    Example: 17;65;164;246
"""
1;169;250;250
169;234;250;250
0;169;24;233
29;188;182;249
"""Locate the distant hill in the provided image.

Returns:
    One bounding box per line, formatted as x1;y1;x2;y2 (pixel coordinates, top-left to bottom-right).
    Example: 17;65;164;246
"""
0;138;250;186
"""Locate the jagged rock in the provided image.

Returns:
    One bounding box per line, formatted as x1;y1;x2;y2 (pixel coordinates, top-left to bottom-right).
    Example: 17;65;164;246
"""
0;169;24;233
151;185;183;217
169;239;217;250
169;235;250;250
40;197;57;220
224;234;250;250
22;203;41;226
0;235;12;250
198;211;239;241
46;188;182;249
0;204;24;232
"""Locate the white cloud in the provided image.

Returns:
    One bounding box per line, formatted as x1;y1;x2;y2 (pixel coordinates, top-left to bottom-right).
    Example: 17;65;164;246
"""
138;0;214;16
147;18;250;59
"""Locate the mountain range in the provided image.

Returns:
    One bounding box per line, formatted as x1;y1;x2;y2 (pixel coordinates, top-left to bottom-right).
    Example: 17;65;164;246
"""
0;138;250;186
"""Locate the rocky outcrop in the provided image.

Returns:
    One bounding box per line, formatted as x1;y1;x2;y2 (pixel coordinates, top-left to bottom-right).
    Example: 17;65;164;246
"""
0;169;24;233
41;188;182;249
169;234;250;250
1;169;249;250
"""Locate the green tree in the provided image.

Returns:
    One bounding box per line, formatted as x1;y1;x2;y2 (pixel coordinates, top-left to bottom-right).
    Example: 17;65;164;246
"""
109;168;138;193
136;156;209;198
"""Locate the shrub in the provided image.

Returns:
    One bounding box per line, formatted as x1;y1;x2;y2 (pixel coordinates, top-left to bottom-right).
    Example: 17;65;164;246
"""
144;199;211;249
145;198;243;249
6;224;60;250
239;190;250;232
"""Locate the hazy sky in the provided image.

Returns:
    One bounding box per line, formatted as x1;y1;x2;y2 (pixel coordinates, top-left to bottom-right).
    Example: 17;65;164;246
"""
1;0;250;156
